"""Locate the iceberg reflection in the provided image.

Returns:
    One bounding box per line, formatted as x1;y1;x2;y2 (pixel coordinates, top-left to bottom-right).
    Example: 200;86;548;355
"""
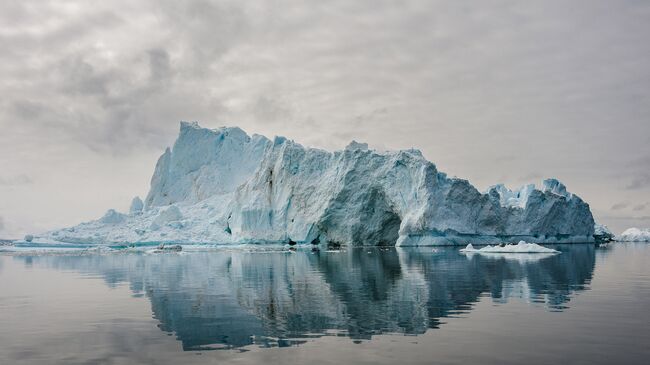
14;244;596;350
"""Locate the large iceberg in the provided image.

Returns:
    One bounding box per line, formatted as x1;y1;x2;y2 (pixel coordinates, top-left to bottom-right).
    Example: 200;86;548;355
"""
617;228;650;242
29;122;596;246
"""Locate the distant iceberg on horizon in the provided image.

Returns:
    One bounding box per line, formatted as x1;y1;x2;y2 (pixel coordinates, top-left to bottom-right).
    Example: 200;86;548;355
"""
617;228;650;242
26;122;596;246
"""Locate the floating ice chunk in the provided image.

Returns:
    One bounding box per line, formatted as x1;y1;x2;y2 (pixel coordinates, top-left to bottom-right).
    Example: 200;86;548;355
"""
24;234;34;242
129;196;144;214
617;228;650;242
147;243;183;254
460;241;559;253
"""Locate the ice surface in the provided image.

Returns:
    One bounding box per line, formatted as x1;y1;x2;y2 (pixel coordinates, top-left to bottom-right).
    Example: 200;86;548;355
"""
617;228;650;242
98;209;126;224
129;196;144;214
152;205;183;227
27;122;596;246
460;241;560;254
487;184;535;209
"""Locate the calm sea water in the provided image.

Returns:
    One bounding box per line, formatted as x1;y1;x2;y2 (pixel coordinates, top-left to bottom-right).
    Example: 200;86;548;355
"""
0;243;649;364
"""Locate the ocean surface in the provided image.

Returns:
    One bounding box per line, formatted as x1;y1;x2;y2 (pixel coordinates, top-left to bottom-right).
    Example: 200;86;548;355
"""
0;242;649;364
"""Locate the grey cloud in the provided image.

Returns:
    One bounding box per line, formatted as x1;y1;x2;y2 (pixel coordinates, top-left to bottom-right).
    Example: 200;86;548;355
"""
250;96;293;125
626;172;650;190
58;57;112;97
0;174;33;186
625;156;650;190
10;100;48;120
633;203;647;211
518;173;543;183
148;49;173;82
601;215;650;221
611;203;628;211
1;1;249;154
1;0;650;236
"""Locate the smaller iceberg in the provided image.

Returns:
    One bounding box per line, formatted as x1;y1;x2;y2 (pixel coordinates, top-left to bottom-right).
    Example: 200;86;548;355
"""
617;228;650;242
594;223;614;243
460;241;560;254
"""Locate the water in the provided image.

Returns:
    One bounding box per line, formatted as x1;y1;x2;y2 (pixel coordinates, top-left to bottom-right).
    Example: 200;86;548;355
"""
0;243;649;364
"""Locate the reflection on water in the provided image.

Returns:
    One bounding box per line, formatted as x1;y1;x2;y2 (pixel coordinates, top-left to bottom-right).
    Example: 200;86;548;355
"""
11;245;597;350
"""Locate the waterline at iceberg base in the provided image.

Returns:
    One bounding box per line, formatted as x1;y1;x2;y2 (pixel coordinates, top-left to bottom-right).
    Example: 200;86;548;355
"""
29;122;596;246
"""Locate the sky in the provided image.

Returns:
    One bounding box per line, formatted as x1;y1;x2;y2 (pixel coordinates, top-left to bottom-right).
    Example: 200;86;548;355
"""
1;0;649;238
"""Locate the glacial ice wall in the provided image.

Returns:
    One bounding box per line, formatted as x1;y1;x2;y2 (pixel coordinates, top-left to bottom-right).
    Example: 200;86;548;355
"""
145;122;271;207
32;122;596;246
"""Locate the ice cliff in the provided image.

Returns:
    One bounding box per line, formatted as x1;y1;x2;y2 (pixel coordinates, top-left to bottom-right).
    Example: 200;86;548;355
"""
32;122;596;246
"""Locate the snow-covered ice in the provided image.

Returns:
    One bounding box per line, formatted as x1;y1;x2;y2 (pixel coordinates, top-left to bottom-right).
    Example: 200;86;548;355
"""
460;241;560;254
617;228;650;242
24;122;597;247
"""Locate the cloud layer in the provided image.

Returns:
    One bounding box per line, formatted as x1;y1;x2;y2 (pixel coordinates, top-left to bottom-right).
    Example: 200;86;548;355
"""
1;0;649;236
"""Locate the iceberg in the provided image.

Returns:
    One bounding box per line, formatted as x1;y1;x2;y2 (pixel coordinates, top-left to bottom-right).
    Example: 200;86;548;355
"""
617;228;650;242
27;122;596;246
593;223;614;243
460;241;560;254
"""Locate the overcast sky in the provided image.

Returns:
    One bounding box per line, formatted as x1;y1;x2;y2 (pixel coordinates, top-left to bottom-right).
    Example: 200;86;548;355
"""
1;0;649;237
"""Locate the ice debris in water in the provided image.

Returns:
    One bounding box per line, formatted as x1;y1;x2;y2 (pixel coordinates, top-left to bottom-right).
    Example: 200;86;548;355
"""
27;122;596;247
147;243;183;254
460;241;560;254
617;228;650;242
